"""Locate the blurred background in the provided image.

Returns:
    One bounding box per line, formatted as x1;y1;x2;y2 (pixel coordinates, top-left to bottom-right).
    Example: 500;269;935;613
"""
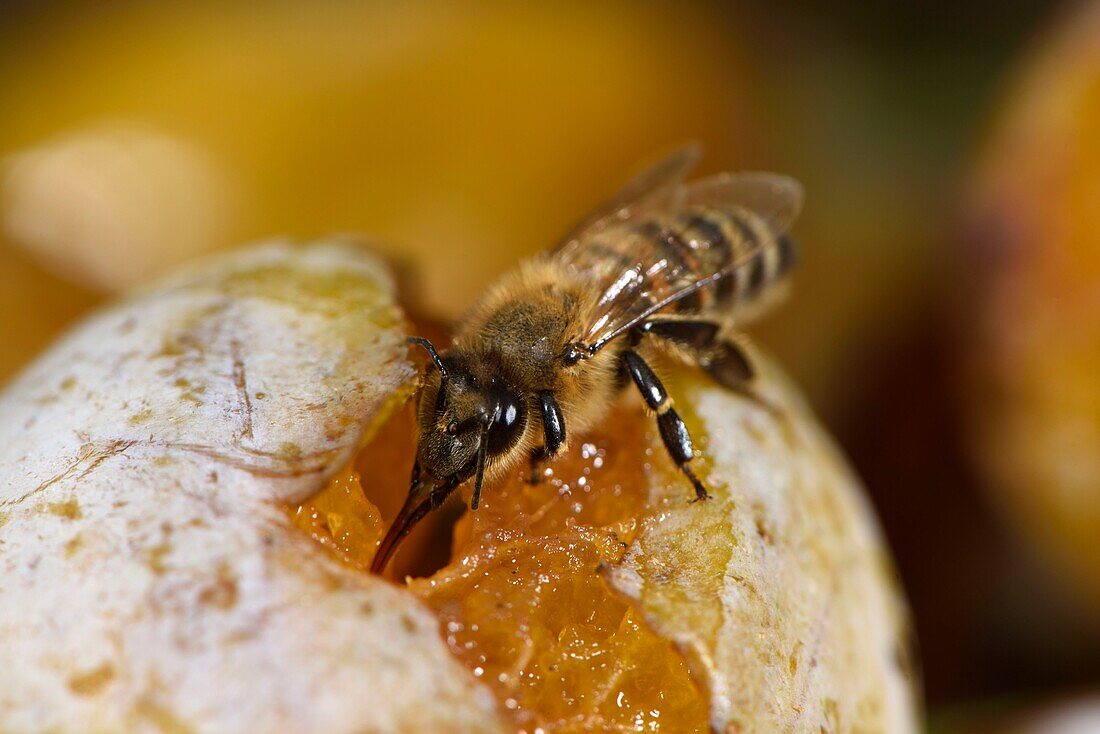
2;1;1099;730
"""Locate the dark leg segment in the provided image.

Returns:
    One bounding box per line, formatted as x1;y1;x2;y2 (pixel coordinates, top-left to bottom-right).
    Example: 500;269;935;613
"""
640;318;781;417
529;390;565;483
621;350;710;500
701;340;754;390
538;391;566;454
639;318;752;388
639;318;720;353
702;340;790;420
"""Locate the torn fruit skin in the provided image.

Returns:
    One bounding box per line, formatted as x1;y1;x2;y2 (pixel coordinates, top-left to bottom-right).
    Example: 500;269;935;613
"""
294;392;713;733
291;357;919;733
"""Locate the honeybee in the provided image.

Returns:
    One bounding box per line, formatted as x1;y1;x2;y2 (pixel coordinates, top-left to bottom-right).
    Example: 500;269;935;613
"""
371;145;802;573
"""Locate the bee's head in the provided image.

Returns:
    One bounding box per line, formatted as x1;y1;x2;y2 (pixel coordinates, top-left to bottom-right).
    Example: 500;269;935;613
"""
412;338;528;486
371;336;527;573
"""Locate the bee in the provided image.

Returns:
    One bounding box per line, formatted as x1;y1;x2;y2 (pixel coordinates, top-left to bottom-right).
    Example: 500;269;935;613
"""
371;144;802;573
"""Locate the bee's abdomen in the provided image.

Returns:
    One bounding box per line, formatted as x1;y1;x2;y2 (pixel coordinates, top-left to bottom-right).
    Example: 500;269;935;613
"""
656;207;795;315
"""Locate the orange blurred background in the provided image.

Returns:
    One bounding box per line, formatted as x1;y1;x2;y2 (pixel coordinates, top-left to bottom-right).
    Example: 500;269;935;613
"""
3;1;1100;729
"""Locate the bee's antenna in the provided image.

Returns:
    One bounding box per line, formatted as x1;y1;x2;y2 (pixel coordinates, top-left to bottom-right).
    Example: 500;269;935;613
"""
407;337;447;376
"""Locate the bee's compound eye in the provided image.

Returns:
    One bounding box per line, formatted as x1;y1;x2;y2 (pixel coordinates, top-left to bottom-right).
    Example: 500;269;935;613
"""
486;389;527;455
498;395;521;430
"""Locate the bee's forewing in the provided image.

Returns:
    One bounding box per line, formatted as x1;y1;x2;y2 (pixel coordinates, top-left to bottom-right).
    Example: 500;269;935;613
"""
564;169;805;352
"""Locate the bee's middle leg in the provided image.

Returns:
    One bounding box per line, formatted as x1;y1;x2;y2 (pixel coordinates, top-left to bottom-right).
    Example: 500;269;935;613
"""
621;349;710;501
528;390;565;484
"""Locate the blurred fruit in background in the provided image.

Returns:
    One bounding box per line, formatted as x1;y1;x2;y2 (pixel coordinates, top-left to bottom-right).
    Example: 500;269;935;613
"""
3;123;241;291
0;1;758;311
966;0;1100;613
1009;697;1100;734
0;0;972;420
932;693;1100;734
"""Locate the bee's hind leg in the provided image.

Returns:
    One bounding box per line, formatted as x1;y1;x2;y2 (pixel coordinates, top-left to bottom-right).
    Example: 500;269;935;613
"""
621;349;710;501
527;391;565;484
701;340;797;424
641;319;783;419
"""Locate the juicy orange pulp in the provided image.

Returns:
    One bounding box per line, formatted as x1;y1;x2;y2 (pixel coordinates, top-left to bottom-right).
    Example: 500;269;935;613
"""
290;399;710;733
290;468;383;572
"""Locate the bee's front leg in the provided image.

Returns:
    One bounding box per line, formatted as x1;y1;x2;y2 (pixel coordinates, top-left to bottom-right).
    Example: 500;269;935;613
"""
528;390;565;484
621;350;710;501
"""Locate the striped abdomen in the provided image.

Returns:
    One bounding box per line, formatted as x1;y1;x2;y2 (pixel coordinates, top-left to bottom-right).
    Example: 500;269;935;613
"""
655;206;796;316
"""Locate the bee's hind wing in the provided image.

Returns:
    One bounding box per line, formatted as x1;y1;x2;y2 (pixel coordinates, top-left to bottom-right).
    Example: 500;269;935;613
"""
681;171;803;239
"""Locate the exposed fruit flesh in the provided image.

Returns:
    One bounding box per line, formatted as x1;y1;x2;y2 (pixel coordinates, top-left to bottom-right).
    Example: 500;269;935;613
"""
290;399;710;733
290;468;383;572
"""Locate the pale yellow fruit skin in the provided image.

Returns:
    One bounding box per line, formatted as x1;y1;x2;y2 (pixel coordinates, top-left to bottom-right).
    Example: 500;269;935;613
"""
0;243;917;733
0;242;506;734
607;353;918;734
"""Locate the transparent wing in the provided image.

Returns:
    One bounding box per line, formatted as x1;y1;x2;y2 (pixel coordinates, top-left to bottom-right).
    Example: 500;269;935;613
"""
681;171;803;236
557;171;804;353
554;143;702;251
